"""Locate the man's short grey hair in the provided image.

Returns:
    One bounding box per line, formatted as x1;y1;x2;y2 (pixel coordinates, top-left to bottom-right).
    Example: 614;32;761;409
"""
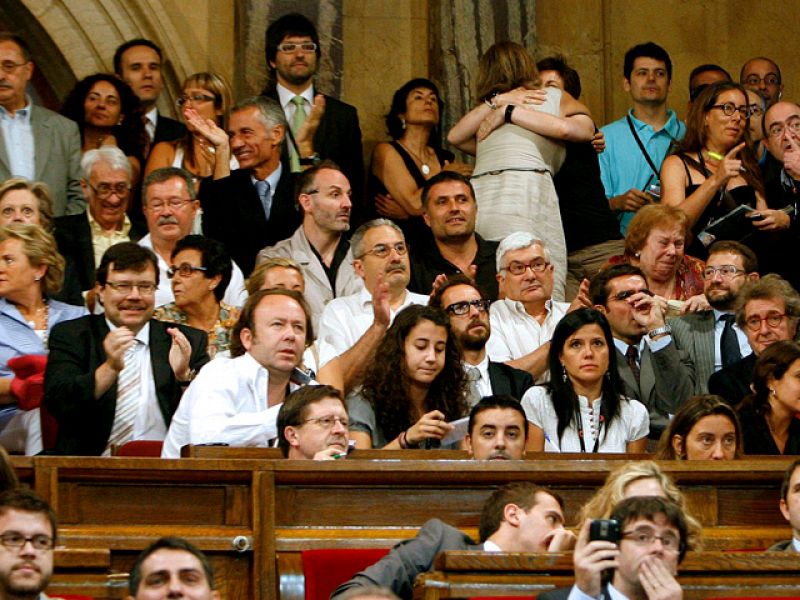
496;232;551;272
231;95;288;136
81;146;132;181
142;167;197;203
350;218;404;259
336;586;401;600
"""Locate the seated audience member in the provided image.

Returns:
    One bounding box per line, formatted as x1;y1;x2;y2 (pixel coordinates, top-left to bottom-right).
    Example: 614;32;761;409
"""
44;242;209;456
487;233;589;380
200;96;299;276
522;308;649;453
0;225;86;454
347;305;467;450
128;536;220;600
0;489;58;599
54;147;143;305
709;274;800;405
536;55;625;300
741;56;783;108
771;458;800;551
139;167;246;308
737;340;800;455
669;240;758;394
154;235;239;359
316;219;427;367
655;394;742;460
687;63;732;110
332;482;575;600
0;178;54;232
604;204;705;308
429;274;532;402
591;264;694;440
408;171;499;299
277;384;349;460
161;289;313;458
540;496;692;600
465;395;527;460
256;161;362;330
246;257;305;295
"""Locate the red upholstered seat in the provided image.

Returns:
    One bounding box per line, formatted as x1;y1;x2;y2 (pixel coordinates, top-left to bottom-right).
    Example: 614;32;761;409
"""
113;440;164;457
54;595;95;599
301;548;390;600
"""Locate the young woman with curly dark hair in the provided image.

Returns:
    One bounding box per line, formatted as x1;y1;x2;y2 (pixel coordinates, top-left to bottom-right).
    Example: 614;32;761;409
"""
346;304;468;449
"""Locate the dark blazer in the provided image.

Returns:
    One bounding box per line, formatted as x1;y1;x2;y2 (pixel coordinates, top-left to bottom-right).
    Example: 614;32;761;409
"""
53;213;145;306
487;361;533;400
199;167;299;275
331;518;477;600
708;352;757;407
43;316;209;456
152;113;186;145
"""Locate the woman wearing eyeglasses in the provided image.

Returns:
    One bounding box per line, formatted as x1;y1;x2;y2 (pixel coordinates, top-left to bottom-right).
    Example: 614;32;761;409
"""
346;304;468;450
661;81;775;259
153;235;239;359
144;72;236;194
737;340;800;455
522;308;649;454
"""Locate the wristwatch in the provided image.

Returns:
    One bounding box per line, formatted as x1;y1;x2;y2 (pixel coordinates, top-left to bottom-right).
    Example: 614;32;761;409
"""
299;152;321;166
647;325;671;339
504;104;515;124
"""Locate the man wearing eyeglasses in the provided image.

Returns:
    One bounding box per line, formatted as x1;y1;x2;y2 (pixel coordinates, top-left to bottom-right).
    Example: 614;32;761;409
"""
540;496;690;600
590;264;694;442
44;242;209;455
670;241;759;394
0;489;59;600
709;274;800;406
0;33;84;219
262;13;364;221
138;167;246;308
740;57;784;108
54;146;144;306
277;384;349;460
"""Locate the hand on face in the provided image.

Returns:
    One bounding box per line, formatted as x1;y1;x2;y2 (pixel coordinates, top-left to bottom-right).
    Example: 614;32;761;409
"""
638;555;683;600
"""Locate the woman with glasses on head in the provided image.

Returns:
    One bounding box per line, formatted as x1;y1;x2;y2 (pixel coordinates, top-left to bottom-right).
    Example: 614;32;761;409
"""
656;394;742;460
737;340;800;455
144;72;236;192
521;308;649;453
346;304;468;450
153;235;239;359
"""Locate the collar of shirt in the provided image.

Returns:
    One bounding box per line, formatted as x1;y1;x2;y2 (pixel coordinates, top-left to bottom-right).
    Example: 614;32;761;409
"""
87;208;132;237
464;354;490;379
251;161;283;192
781;168;799;190
105;319;151;348
482;540;502;552
0;96;31;121
504;297;554;320
613;337;644;357
276;82;315;111
626;107;682;138
145;107;158;138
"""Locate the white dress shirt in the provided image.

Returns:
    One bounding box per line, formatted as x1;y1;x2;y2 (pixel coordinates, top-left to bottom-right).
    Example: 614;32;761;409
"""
486;298;569;362
0;97;34;180
276;82;315;123
568;582;630;600
138;234;248;308
465;355;493;399
712;309;752;371
316;287;429;366
144;107;158;141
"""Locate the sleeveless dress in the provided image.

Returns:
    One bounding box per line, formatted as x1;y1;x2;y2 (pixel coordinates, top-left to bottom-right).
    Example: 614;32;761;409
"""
472;88;567;300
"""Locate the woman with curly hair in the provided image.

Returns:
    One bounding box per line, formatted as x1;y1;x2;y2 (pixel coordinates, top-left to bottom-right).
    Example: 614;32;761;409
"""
346;304;468;449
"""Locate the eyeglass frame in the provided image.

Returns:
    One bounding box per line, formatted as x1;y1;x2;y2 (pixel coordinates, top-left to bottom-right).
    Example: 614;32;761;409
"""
167;263;208;279
767;116;800;138
146;198;194;212
621;528;681;553
104;281;158;295
0;531;54;551
277;42;318;53
743;312;790;332
701;265;746;280
501;260;550;276
0;60;29;75
743;74;781;87
357;241;409;259
86;181;131;199
709;102;749;119
303;415;349;429
445;299;492;316
176;93;217;108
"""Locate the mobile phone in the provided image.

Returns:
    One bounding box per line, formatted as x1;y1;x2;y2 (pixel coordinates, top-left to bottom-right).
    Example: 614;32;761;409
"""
646;183;661;202
590;519;621;543
748;212;766;221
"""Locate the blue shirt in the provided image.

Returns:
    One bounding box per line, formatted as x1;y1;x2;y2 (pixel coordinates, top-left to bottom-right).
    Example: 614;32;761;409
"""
0;97;34;180
0;298;87;378
600;109;685;233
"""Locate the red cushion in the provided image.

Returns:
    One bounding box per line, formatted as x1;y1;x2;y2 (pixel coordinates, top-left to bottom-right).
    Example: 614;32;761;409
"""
115;440;164;457
40;403;59;452
301;548;390;600
8;355;47;410
55;595;95;599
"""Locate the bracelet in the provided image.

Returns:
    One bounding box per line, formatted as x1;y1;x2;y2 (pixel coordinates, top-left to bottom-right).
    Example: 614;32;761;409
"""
504;104;515;124
484;91;499;110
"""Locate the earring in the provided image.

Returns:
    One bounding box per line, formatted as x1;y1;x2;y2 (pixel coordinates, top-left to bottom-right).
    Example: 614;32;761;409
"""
400;117;406;130
561;365;568;383
770;388;776;396
34;276;41;282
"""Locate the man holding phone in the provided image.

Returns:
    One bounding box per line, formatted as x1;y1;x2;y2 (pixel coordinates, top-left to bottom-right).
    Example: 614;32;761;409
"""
540;496;691;600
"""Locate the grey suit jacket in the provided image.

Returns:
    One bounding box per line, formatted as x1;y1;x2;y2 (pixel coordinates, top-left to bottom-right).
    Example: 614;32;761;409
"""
256;226;363;331
330;518;477;600
0;105;84;217
669;311;716;394
616;338;695;438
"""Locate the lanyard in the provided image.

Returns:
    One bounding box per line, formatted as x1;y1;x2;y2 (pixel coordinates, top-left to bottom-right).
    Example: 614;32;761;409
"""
626;115;674;180
575;399;606;453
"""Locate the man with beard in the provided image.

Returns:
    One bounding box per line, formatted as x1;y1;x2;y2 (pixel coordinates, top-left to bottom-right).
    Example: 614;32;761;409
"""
0;490;58;600
670;241;759;394
257;161;363;330
429;274;532;402
277;385;349;460
464;396;527;460
409;172;499;299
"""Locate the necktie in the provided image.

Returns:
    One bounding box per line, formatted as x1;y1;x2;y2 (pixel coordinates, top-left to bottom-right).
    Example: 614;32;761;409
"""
466;366;482;407
290;96;307;172
105;341;142;454
625;345;641;387
256;179;272;220
142;116;153;158
720;313;742;368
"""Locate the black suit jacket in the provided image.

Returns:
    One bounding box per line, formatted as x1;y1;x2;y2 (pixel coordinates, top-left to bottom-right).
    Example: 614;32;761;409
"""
708;352;757;406
152;113;186;145
487;362;533;400
199;167;299;275
53;213;145;306
43;316;209;456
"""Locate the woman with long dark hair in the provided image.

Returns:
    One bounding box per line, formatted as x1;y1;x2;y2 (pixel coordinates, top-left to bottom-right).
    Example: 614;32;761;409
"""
522;308;648;453
346;304;468;449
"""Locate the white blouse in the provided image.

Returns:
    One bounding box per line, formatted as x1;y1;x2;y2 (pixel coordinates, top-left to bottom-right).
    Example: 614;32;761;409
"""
521;386;649;453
